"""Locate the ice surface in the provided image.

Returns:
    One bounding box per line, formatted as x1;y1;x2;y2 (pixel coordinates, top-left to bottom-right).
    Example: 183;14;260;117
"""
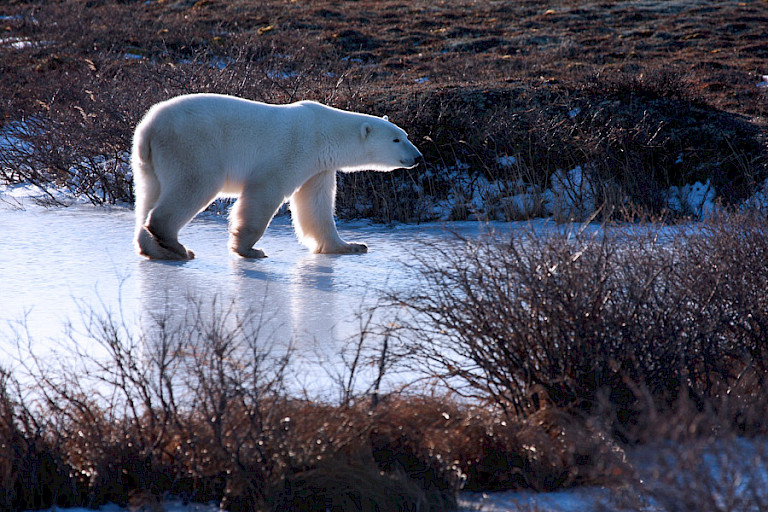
0;198;528;395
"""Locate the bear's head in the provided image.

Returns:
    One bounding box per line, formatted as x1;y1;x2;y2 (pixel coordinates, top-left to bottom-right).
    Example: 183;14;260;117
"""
349;116;423;172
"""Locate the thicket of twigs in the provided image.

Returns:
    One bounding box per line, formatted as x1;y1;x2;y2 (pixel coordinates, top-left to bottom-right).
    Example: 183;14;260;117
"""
394;212;768;438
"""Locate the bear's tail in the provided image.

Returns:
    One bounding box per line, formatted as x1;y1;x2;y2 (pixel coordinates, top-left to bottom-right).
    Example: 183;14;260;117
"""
131;122;162;256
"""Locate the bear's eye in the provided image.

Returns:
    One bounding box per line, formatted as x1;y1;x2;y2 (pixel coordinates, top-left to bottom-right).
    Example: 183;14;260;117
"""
393;138;401;143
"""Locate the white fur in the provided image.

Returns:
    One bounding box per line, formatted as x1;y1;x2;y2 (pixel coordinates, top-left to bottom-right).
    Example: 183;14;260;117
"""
132;93;422;260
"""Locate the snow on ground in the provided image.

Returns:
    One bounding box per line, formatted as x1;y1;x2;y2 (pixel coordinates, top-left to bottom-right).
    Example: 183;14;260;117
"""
438;157;753;223
27;490;608;512
459;487;611;512
743;177;768;211
550;165;596;221
666;180;717;219
495;155;517;168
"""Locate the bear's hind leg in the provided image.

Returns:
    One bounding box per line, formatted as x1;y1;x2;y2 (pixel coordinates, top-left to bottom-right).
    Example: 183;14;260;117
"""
228;186;280;258
141;186;218;260
290;171;367;254
136;225;191;260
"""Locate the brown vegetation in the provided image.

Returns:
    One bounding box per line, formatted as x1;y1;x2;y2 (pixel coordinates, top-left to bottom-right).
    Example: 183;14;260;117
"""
394;212;768;438
1;0;766;217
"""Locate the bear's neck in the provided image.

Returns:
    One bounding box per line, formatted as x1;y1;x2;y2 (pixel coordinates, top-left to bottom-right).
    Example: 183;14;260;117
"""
314;112;368;172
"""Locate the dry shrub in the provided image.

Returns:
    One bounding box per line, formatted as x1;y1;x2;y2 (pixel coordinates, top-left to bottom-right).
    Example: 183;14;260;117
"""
0;348;628;511
513;408;628;492
368;396;465;508
4;298;467;511
368;395;627;495
263;398;462;511
273;459;436;512
394;211;768;441
0;368;80;510
7;296;291;511
572;70;766;208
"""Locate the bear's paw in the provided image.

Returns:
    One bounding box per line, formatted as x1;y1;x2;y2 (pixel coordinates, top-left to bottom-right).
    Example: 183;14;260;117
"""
236;247;268;259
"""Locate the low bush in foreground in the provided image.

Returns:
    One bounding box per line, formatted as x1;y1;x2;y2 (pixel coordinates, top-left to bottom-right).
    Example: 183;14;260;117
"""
395;211;768;442
1;212;767;511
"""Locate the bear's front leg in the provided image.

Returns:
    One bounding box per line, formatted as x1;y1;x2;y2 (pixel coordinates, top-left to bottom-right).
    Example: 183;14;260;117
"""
290;171;368;254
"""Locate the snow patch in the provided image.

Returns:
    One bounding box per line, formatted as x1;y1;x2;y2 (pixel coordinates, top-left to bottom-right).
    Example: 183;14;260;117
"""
540;188;555;215
507;192;541;218
27;500;220;512
266;69;299;80
0;36;52;50
495;155;516;168
743;177;768;211
667;180;716;219
460;487;609;512
551;165;596;221
0;36;34;49
0;119;37;155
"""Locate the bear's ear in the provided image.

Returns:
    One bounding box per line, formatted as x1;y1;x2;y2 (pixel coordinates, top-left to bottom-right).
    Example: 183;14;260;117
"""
361;122;372;139
382;115;389;121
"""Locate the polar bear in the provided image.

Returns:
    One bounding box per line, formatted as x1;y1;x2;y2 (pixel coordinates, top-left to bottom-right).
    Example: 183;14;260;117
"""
132;93;422;260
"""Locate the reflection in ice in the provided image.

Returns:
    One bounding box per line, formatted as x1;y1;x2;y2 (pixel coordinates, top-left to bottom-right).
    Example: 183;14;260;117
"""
0;203;519;394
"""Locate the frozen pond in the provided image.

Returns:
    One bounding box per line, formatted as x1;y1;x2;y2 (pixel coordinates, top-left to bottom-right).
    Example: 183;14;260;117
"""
0;198;527;393
0;205;411;343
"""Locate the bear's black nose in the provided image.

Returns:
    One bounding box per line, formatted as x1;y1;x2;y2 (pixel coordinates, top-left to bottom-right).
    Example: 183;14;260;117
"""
413;154;425;167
